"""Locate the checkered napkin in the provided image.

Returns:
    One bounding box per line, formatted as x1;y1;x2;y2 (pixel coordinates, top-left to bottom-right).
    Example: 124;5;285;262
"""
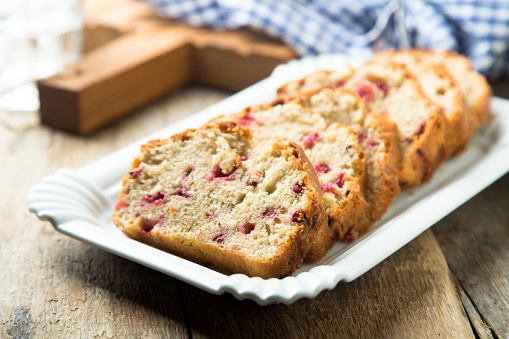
142;0;509;79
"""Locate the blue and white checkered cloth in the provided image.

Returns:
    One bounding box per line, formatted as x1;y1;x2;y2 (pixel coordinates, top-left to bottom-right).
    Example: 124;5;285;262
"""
142;0;509;79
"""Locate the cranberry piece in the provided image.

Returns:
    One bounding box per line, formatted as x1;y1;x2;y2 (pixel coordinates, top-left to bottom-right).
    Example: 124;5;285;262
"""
291;211;302;223
314;164;330;174
145;192;166;204
261;207;277;217
357;84;373;104
367;138;379;149
129;168;142;179
247;170;264;187
213;166;229;178
238;222;256;235
334;80;345;88
321;183;336;193
357;130;367;143
301;132;321;148
207;164;237;181
375;80;389;95
404;136;413;143
176;185;190;198
240;155;247;161
291;211;308;225
237;115;256;125
206;211;217;219
292;183;304;194
114;200;127;211
212;232;226;243
336;173;345;188
416;122;426;135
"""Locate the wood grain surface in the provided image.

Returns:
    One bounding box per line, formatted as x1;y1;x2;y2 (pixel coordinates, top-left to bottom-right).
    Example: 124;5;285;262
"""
1;86;508;338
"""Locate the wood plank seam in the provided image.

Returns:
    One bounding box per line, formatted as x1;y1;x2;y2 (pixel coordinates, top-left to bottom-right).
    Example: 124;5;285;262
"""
176;282;193;339
451;271;498;339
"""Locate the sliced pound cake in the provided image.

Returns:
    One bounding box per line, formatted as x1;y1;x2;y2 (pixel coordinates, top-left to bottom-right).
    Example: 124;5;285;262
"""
372;50;471;157
113;122;327;278
278;62;446;189
211;100;369;259
294;88;401;237
409;49;492;134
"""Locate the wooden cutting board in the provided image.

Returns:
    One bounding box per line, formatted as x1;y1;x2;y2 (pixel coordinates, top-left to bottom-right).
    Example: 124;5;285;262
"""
38;0;297;135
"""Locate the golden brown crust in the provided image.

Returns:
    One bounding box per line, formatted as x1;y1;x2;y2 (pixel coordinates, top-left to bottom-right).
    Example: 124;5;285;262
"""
363;112;401;223
430;63;471;157
285;142;329;262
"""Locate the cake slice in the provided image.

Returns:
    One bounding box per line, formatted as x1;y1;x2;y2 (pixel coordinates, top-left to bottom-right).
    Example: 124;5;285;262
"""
211;100;368;259
278;62;446;189
411;50;492;133
113;122;327;278
293;88;401;237
371;50;471;157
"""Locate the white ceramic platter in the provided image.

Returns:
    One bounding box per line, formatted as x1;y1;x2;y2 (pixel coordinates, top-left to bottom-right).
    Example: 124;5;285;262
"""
27;54;509;306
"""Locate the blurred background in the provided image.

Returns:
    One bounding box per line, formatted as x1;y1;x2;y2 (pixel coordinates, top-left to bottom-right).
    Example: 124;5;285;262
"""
1;0;508;134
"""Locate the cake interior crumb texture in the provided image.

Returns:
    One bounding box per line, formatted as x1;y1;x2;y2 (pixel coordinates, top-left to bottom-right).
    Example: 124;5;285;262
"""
113;123;325;278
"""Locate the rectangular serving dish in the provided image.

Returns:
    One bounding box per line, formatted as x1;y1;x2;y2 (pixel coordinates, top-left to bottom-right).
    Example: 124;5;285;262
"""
27;54;509;306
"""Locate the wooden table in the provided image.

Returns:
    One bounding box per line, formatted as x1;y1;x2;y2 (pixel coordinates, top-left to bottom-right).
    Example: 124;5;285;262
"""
2;83;508;338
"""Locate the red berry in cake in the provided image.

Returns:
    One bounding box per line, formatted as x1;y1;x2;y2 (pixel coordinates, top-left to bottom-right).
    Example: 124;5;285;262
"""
357;130;367;142
292;183;304;194
212;231;226;243
247;170;264;187
207;164;237;181
357;84;373;104
301;132;321;148
375;80;389;95
261;207;277;217
314;164;330;174
237;115;256;125
366;138;379;149
114;199;127;211
336;172;345;188
291;210;302;223
145;191;166;204
240;155;247;161
129;166;144;179
238;222;256;235
176;184;190;198
334;80;345;88
206;211;217;219
321;183;335;193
